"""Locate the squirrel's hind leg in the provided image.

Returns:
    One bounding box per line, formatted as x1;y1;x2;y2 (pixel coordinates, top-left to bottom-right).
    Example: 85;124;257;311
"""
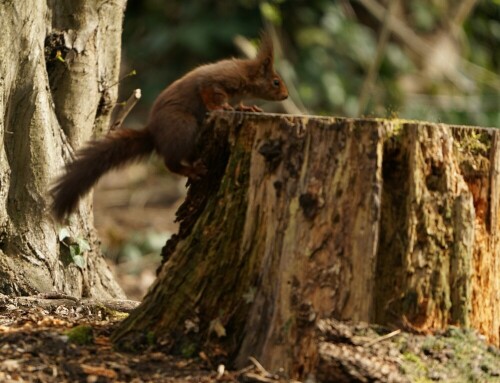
151;113;206;180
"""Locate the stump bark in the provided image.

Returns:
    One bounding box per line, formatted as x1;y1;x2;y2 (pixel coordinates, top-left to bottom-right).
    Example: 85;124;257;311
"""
113;112;500;379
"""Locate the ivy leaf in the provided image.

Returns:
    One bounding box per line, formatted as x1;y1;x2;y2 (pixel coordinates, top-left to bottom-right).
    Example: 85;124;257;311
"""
58;228;70;241
68;244;85;268
77;238;91;253
69;244;80;257
72;255;86;269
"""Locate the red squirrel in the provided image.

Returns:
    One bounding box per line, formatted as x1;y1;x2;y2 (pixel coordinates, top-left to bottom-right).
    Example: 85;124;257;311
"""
50;33;288;221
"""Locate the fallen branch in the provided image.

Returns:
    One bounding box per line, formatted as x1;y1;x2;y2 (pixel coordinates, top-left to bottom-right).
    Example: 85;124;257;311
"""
13;296;140;313
365;329;401;347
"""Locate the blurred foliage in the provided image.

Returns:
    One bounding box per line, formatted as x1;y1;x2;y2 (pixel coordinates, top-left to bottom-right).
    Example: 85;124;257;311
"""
104;229;169;264
121;0;499;127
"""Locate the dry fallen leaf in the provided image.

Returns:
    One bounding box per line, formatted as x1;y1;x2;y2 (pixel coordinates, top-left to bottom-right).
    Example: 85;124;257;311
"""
81;364;118;379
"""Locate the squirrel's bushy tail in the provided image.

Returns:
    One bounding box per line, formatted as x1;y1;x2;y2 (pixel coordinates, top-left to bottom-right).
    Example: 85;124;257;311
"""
51;128;155;221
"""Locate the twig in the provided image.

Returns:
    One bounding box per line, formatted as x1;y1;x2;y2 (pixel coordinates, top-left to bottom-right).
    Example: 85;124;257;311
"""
216;364;225;379
355;0;500;91
235;364;254;375
109;89;141;131
357;0;398;116
356;0;429;56
365;329;401;347
450;0;479;32
241;373;277;383
102;69;137;91
234;35;256;59
35;292;79;302
248;356;273;378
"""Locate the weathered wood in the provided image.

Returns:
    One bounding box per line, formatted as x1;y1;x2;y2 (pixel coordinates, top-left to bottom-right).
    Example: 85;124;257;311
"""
113;112;500;379
375;124;499;345
234;116;385;374
12;295;140;313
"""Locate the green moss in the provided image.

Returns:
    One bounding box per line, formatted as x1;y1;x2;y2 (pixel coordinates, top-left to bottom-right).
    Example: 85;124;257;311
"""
146;331;156;346
282;317;293;335
422;336;445;354
403;351;423;364
454;129;491;157
66;325;94;345
180;341;198;358
413;378;434;383
402;352;428;378
399;329;500;382
387;120;404;139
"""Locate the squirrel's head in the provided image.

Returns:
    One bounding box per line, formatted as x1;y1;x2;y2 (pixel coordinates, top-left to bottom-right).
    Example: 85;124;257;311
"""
248;33;288;101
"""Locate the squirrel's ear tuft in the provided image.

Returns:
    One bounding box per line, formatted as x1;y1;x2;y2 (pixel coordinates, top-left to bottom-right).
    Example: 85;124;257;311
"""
256;31;274;66
262;57;272;70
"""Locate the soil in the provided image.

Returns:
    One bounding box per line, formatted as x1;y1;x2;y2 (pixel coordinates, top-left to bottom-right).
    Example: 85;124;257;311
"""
0;294;242;382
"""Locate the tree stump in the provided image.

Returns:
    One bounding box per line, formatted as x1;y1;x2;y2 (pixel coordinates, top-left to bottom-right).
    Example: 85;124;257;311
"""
113;112;500;379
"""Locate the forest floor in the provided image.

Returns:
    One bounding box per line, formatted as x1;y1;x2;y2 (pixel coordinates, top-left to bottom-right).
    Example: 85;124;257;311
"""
0;297;222;382
1;295;500;383
1;164;500;382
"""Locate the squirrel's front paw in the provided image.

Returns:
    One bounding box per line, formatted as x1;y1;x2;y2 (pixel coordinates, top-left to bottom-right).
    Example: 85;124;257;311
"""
235;103;263;113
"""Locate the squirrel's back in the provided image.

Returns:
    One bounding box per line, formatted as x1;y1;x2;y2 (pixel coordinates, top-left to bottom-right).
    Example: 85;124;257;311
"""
50;32;288;221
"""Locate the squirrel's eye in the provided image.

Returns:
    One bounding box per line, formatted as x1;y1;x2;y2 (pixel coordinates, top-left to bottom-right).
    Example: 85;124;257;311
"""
273;78;280;87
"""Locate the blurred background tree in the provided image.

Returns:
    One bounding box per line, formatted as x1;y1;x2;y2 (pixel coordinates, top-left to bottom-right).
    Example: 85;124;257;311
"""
99;0;500;298
120;0;499;126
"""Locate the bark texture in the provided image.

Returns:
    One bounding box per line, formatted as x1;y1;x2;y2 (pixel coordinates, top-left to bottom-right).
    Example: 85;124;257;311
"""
113;112;500;379
0;1;126;298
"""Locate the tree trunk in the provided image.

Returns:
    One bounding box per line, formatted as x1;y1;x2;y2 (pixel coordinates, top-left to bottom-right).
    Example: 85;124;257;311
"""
113;112;500;379
0;0;126;298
